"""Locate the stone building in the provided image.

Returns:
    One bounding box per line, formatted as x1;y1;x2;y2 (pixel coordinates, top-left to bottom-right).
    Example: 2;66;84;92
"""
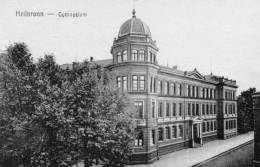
99;10;238;164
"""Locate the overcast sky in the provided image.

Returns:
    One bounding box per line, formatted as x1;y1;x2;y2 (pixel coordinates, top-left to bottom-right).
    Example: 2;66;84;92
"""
0;0;259;93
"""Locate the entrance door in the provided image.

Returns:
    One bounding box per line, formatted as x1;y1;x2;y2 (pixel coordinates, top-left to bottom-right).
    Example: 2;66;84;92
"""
193;124;200;144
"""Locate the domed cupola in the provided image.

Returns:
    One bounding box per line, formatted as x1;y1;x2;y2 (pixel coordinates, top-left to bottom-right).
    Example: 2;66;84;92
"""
111;9;158;65
118;9;152;38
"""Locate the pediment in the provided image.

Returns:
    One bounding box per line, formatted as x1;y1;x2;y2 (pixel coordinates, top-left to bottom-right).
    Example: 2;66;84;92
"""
187;68;204;80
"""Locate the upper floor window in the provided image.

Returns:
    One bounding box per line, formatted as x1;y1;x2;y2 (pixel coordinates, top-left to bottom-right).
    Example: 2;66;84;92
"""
139;50;145;61
132;75;138;91
122;50;127;61
132;49;138;61
152;101;155;118
172;103;176;116
166;103;170;117
117;52;122;63
134;101;144;119
188;103;191;116
158;102;163;117
179;103;182;116
165;82;169;95
139;76;145;91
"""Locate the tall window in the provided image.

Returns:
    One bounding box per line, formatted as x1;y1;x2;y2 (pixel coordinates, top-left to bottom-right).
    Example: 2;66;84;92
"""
135;101;143;119
210;104;213;115
122;76;127;91
179;103;182;116
139;50;145;61
179;125;183;137
202;122;206;132
206;104;209;115
122;50;127;61
202;104;205;115
152;101;155;118
158;128;163;141
196;104;199;115
172;103;176;116
214;121;217;130
158;81;161;94
117;52;122;63
192;103;195;116
132;49;138;61
139;76;145;91
166;127;171;139
135;131;143;146
207;122;210;131
151;130;155;145
150;77;153;92
213;104;216;115
117;76;121;88
172;126;177;138
166;103;170;117
188;103;191;115
132;75;138;91
158;102;163;117
179;84;182;96
149;52;153;63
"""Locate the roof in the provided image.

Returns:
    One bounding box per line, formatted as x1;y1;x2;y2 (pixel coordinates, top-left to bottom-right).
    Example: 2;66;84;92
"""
118;10;151;38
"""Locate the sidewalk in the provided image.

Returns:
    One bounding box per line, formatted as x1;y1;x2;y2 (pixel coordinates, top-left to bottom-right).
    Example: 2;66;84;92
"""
128;132;253;167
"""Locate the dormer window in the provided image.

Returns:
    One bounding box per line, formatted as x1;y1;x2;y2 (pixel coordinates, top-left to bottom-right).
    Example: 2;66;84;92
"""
122;50;127;61
117;52;122;63
132;49;138;61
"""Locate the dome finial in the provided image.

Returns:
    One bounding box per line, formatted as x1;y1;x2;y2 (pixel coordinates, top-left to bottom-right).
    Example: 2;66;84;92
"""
132;8;136;18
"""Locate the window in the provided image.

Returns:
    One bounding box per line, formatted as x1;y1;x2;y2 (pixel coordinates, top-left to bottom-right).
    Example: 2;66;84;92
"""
172;103;176;116
214;121;217;131
210;104;213;115
122;76;127;91
180;84;182;96
225;104;228;114
158;102;163;117
166;103;170;117
122;50;127;61
206;104;209;115
188;103;191;115
179;125;183;137
151;130;155;145
202;104;205;115
192;103;195;116
213;104;216;115
206;122;209;132
132;49;138;61
117;52;122;63
132;75;138;91
158;128;163;141
203;122;206;132
173;83;176;95
197;87;199;97
117;76;121;88
196;104;199;115
139;50;145;61
188;85;191;97
158;81;161;93
166;127;171;139
226;121;229;130
172;126;177;138
165;82;169;95
150;77;153;92
149;52;153;63
152;101;155;118
135;131;143;146
179;103;182;116
210;121;214;131
139;76;145;91
135;101;143;119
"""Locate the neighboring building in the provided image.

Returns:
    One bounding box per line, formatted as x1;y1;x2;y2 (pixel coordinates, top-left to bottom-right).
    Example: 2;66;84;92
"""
253;92;260;167
102;9;238;164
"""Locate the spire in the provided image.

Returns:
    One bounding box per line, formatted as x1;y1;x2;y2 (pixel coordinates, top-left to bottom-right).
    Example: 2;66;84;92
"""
132;8;136;18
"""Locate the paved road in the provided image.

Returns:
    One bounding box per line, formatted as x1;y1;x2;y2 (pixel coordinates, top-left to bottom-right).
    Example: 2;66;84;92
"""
127;132;253;167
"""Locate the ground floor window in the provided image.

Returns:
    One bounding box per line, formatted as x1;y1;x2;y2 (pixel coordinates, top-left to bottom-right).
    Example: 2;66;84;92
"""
166;127;171;139
179;125;183;137
151;130;155;145
135;131;143;146
172;126;177;138
158;128;163;141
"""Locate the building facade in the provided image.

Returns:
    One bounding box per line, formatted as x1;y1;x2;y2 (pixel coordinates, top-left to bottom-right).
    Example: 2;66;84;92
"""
104;10;238;164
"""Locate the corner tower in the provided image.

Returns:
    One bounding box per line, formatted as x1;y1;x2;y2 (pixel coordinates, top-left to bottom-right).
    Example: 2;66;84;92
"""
111;9;158;64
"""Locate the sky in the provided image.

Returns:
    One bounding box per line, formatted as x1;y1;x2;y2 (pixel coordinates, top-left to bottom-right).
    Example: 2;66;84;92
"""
0;0;260;93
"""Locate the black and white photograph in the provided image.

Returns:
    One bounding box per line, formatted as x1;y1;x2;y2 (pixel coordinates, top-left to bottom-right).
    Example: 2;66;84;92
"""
0;0;259;166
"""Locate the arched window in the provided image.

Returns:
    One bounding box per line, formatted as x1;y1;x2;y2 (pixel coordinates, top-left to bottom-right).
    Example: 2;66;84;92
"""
122;50;127;61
